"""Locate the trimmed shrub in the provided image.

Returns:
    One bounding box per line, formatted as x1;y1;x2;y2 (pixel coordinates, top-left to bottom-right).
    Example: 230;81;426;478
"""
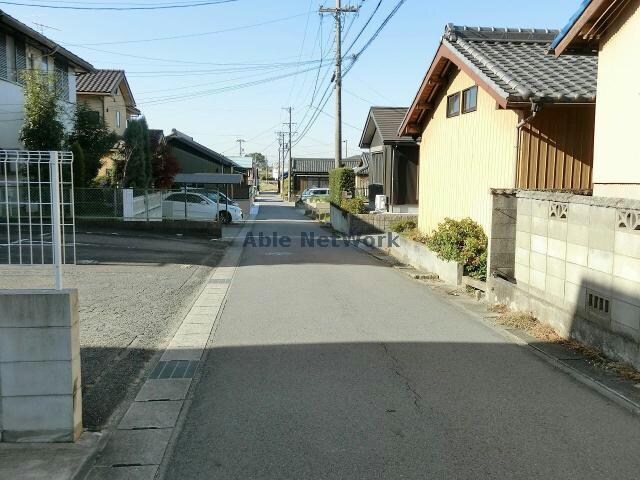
341;197;366;215
328;167;355;205
425;218;488;280
389;219;417;233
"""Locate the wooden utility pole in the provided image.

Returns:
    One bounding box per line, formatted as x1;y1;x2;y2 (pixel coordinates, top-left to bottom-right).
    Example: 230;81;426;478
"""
320;1;358;169
283;107;294;202
236;138;246;156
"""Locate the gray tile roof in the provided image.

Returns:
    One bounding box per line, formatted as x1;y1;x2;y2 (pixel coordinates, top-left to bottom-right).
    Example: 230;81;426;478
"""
354;152;370;175
292;156;361;174
76;69;124;94
443;25;597;103
360;107;417;148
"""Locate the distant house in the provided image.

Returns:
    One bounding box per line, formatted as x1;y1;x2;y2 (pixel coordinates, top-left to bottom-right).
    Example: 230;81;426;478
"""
76;69;140;136
359;107;419;213
291;156;360;193
354;152;370;190
165;129;237;175
227;155;257;187
0;9;93;148
550;0;640;200
399;25;597;234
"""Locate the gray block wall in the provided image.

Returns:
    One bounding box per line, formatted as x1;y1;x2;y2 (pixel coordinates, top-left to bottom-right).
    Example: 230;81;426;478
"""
489;192;517;279
494;191;640;368
0;289;82;442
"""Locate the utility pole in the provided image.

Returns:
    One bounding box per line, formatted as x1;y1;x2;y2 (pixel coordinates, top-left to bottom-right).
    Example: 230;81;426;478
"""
283;107;295;202
236;139;246;156
320;1;358;169
276;131;284;194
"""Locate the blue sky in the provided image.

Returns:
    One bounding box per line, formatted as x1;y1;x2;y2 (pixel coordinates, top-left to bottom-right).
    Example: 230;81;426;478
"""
3;0;579;165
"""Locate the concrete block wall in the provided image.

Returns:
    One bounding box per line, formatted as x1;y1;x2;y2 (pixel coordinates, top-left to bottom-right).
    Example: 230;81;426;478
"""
488;192;517;279
0;289;82;442
502;191;640;368
330;203;417;236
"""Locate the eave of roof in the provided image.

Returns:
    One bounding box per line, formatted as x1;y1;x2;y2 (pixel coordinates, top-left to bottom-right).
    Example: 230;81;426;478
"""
77;69;139;111
550;0;631;56
359;107;416;148
400;25;597;136
0;9;93;72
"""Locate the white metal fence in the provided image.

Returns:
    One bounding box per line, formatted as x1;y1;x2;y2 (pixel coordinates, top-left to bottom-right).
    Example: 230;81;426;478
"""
0;150;75;289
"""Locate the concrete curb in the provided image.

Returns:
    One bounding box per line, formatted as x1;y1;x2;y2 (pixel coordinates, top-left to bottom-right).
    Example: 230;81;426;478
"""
76;207;260;480
154;205;259;480
350;236;640;418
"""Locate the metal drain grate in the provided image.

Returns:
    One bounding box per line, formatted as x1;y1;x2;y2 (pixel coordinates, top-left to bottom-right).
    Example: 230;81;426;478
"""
149;360;199;379
208;278;231;284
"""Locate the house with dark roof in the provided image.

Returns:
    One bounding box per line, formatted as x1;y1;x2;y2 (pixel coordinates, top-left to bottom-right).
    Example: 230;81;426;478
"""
354;152;370;190
399;24;597;234
165;129;238;175
0;9;93;148
359;107;419;213
291;156;361;194
550;0;639;200
76;69;140;136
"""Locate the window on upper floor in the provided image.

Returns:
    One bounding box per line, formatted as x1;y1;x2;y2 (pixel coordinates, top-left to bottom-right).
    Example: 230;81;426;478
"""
116;110;121;128
54;58;69;101
462;86;478;114
446;92;460;117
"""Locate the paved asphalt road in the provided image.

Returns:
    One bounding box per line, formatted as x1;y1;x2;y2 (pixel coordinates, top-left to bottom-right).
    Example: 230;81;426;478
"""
165;194;640;479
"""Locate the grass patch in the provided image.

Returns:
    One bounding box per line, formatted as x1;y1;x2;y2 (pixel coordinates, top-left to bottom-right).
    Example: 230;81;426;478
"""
491;305;640;382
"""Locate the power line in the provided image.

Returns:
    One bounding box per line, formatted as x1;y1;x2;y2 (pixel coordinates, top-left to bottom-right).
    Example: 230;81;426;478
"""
294;0;407;149
0;0;237;10
344;0;407;76
138;64;324;106
61;11;311;46
286;0;315;106
319;0;359;168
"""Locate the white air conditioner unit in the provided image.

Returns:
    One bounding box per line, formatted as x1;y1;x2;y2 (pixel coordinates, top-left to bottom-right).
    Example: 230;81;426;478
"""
375;194;387;212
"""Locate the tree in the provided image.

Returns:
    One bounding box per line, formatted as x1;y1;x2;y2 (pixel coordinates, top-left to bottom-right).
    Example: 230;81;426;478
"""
19;70;65;150
151;138;180;189
121;117;152;188
68;103;118;185
70;143;86;187
247;152;267;171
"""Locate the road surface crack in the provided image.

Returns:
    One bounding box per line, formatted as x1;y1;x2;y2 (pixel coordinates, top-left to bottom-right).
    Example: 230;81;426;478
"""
381;343;423;413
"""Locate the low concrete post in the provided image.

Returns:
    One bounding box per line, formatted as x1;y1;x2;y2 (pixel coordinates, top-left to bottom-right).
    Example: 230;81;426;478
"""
0;289;82;442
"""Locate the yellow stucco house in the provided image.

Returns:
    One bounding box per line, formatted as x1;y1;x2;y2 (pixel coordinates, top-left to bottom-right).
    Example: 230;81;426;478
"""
399;25;598;235
76;69;140;136
550;0;640;200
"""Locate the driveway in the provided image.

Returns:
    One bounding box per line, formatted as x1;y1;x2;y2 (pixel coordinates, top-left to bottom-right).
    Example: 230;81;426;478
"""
0;226;229;429
164;194;640;479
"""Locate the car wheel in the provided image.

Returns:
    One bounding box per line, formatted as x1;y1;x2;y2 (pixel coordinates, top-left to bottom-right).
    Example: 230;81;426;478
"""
219;210;232;224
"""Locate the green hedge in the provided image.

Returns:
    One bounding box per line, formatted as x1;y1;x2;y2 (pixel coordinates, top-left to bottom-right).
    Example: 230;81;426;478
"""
425;218;488;280
341;197;366;214
328;167;355;206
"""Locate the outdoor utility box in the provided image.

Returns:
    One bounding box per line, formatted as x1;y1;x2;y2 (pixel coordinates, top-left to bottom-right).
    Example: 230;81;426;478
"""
368;184;383;210
0;289;82;442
